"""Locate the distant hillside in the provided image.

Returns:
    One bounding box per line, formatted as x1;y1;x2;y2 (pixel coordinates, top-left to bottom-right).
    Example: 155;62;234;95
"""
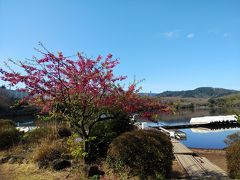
209;93;240;108
139;93;158;97
158;87;240;98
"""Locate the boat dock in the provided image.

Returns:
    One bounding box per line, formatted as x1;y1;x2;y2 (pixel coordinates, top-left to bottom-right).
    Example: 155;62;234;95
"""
155;115;239;130
190;115;237;125
162;123;240;130
172;139;228;178
172;139;228;179
152;125;229;179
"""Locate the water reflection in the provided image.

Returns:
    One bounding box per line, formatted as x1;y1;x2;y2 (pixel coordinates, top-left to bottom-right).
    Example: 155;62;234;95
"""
157;108;240;149
190;126;240;133
179;126;240;149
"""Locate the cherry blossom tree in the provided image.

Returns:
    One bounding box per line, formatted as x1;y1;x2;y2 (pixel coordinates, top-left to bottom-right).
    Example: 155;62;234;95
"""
0;45;169;141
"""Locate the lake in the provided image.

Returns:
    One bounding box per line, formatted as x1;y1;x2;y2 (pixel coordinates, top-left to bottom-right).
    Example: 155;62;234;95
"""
179;126;240;149
148;108;240;149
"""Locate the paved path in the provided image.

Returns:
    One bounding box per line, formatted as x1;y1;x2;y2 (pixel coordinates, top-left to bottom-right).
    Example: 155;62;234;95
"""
171;139;229;179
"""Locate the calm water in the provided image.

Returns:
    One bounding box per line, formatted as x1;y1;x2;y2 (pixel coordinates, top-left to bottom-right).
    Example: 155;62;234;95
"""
148;108;240;149
179;127;240;149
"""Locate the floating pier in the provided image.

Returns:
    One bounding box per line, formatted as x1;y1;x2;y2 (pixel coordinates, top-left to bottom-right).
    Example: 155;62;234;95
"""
190;115;237;125
172;139;229;179
162;115;239;129
156;127;186;139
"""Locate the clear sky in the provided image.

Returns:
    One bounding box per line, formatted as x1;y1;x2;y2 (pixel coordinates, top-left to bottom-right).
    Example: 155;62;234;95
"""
0;0;240;93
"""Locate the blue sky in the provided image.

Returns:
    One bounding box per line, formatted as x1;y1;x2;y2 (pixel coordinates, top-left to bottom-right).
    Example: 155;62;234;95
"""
0;0;239;93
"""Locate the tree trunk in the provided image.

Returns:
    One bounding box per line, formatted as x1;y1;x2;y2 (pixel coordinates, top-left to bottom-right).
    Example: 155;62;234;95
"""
84;140;91;164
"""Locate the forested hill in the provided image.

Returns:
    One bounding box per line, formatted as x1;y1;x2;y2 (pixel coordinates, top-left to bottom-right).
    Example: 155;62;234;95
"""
158;87;240;98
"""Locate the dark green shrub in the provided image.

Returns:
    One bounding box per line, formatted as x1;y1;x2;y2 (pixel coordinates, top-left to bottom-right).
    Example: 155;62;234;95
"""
106;129;173;178
86;114;134;162
52;159;71;170
58;127;72;138
91;113;133;137
0;119;21;150
226;140;240;179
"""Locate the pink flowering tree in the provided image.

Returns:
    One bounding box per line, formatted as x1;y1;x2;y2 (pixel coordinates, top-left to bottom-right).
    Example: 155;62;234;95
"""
0;46;169;154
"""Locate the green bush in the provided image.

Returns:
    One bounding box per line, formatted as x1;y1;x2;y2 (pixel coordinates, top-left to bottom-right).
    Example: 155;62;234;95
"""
226;140;240;179
86;114;134;162
91;113;133;138
67;133;87;159
106;129;173;179
0;119;21;150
